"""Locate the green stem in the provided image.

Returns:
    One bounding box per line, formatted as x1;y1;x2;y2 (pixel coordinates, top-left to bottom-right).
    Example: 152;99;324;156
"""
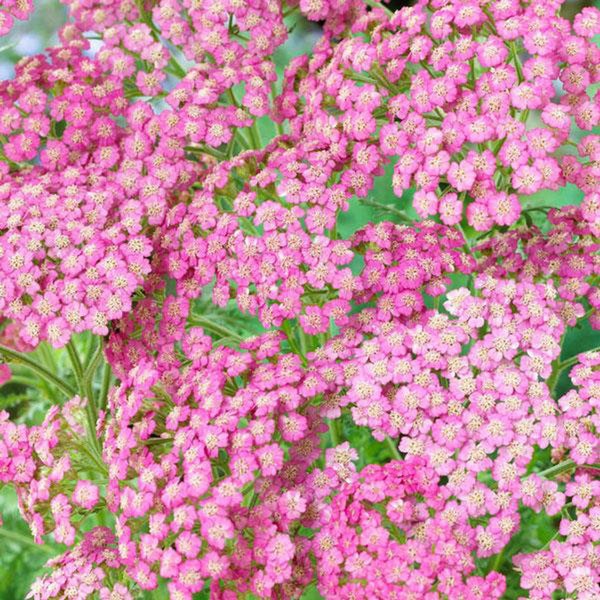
386;436;401;460
66;340;101;453
238;216;260;236
188;316;243;342
38;343;58;374
226;88;240;108
558;351;596;371
76;441;108;476
535;459;575;479
248;122;262;150
281;320;307;365
539;529;562;552
84;343;103;432
271;83;285;136
84;400;100;454
510;42;524;83
225;132;237;159
166;57;187;79
185;145;227;161
34;344;61;402
359;198;411;223
456;220;472;250
0;375;42;389
135;0;186;79
84;340;104;380
235;129;252;151
328;419;341;447
0;528;55;553
579;307;595;322
522;206;556;214
0;344;76;398
491;547;506;573
370;66;399;94
298;329;309;356
65;340;84;388
99;363;112;411
348;74;380;86
548;345;600;397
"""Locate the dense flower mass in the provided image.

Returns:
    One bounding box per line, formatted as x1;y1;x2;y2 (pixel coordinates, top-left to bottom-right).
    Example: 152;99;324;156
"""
0;0;598;599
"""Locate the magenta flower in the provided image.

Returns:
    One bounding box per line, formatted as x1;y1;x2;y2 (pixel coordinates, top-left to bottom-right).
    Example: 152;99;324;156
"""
0;1;598;598
72;480;100;510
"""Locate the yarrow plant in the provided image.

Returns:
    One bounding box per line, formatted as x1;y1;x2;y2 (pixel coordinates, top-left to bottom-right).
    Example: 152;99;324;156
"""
0;0;598;598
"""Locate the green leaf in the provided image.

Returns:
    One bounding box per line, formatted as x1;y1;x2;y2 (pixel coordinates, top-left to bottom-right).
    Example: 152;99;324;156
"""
0;391;28;410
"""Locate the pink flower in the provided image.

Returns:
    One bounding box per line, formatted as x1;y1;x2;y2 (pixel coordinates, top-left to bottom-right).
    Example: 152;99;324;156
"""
447;159;475;192
488;192;521;226
564;567;598;599
0;364;11;385
300;306;329;335
72;480;100;510
438;193;462;225
573;7;600;37
512;165;543;195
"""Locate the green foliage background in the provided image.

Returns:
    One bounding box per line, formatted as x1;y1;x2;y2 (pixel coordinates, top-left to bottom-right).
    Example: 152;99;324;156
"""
0;1;598;598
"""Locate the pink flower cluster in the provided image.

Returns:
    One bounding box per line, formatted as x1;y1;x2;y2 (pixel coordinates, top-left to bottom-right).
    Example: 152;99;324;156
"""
475;206;600;328
0;0;598;599
156;138;480;336
0;397;101;546
513;353;600;600
314;457;506;599
0;42;202;346
58;0;361;152
26;527;124;599
9;205;590;598
102;294;324;598
281;0;600;230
